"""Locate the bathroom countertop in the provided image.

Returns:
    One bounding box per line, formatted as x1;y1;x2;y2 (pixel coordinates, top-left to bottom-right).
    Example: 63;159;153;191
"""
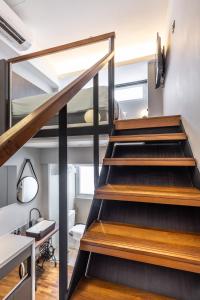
0;234;34;269
35;224;58;248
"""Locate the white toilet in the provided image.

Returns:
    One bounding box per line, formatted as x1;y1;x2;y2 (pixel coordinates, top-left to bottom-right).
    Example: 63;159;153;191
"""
68;209;86;249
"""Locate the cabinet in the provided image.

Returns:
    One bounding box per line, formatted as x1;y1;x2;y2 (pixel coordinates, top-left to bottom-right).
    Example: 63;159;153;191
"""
0;235;35;300
7;277;32;300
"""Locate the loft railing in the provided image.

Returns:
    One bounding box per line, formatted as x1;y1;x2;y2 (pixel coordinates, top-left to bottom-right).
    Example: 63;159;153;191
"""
0;50;114;166
0;32;115;300
8;32;115;64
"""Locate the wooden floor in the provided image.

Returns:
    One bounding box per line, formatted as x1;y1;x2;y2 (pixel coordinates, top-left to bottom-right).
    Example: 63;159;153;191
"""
36;263;73;300
0;266;20;299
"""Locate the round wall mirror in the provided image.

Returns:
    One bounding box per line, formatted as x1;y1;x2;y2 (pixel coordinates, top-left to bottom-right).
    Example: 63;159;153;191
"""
17;176;39;203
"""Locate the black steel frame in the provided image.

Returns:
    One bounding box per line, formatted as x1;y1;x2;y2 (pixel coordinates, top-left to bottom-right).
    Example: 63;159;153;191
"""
0;60;9;135
93;73;100;188
35;124;111;138
59;105;68;300
115;79;147;88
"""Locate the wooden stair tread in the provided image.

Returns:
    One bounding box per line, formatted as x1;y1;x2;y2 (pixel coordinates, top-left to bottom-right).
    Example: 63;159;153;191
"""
110;133;187;143
81;221;200;273
95;184;200;206
114;115;181;130
103;157;196;167
71;278;174;300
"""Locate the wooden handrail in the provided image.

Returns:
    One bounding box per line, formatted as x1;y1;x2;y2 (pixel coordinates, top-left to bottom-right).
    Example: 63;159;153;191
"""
8;32;115;64
0;50;114;166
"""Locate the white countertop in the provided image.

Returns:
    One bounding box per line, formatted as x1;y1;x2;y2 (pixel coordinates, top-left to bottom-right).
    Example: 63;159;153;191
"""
0;234;34;269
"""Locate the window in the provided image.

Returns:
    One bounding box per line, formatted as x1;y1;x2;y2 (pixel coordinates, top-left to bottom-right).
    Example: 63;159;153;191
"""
115;81;147;102
78;165;94;195
76;165;102;197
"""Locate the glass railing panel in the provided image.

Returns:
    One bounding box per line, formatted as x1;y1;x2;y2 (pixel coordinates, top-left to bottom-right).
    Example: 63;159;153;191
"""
10;41;109;130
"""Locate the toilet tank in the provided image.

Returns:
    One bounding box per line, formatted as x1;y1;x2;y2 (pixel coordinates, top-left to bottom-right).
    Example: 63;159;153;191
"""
68;210;75;230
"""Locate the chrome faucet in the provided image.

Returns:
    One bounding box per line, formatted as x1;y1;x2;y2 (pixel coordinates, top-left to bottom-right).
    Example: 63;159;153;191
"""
29;208;41;227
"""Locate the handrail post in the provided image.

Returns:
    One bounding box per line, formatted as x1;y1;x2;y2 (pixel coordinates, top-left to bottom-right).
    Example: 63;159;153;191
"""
93;73;99;188
59;105;68;300
108;36;115;128
0;60;9;134
8;61;12;129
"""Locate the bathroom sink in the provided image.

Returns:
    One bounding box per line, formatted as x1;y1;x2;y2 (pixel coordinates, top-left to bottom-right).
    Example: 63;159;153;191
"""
26;220;56;240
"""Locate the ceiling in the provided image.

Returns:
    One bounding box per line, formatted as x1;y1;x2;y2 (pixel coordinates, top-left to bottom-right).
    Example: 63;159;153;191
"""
4;0;169;77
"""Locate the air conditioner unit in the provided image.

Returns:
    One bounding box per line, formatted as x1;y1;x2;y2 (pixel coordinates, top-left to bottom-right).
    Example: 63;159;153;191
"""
0;0;32;51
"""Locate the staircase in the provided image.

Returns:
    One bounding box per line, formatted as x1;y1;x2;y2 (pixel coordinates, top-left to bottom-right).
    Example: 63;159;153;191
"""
69;115;200;300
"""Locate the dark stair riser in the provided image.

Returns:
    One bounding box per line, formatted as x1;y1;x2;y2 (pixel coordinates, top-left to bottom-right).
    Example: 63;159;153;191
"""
100;200;200;233
108;166;194;187
113;126;183;136
88;254;200;300
112;143;188;158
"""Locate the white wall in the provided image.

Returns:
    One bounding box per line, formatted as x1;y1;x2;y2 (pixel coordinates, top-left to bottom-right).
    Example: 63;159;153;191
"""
115;62;147;84
45;164;76;221
40;146;107;165
74;197;92;224
40;164;50;220
59;61;147;88
116;63;148;119
163;0;200;168
148;61;163;116
0;147;42;236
